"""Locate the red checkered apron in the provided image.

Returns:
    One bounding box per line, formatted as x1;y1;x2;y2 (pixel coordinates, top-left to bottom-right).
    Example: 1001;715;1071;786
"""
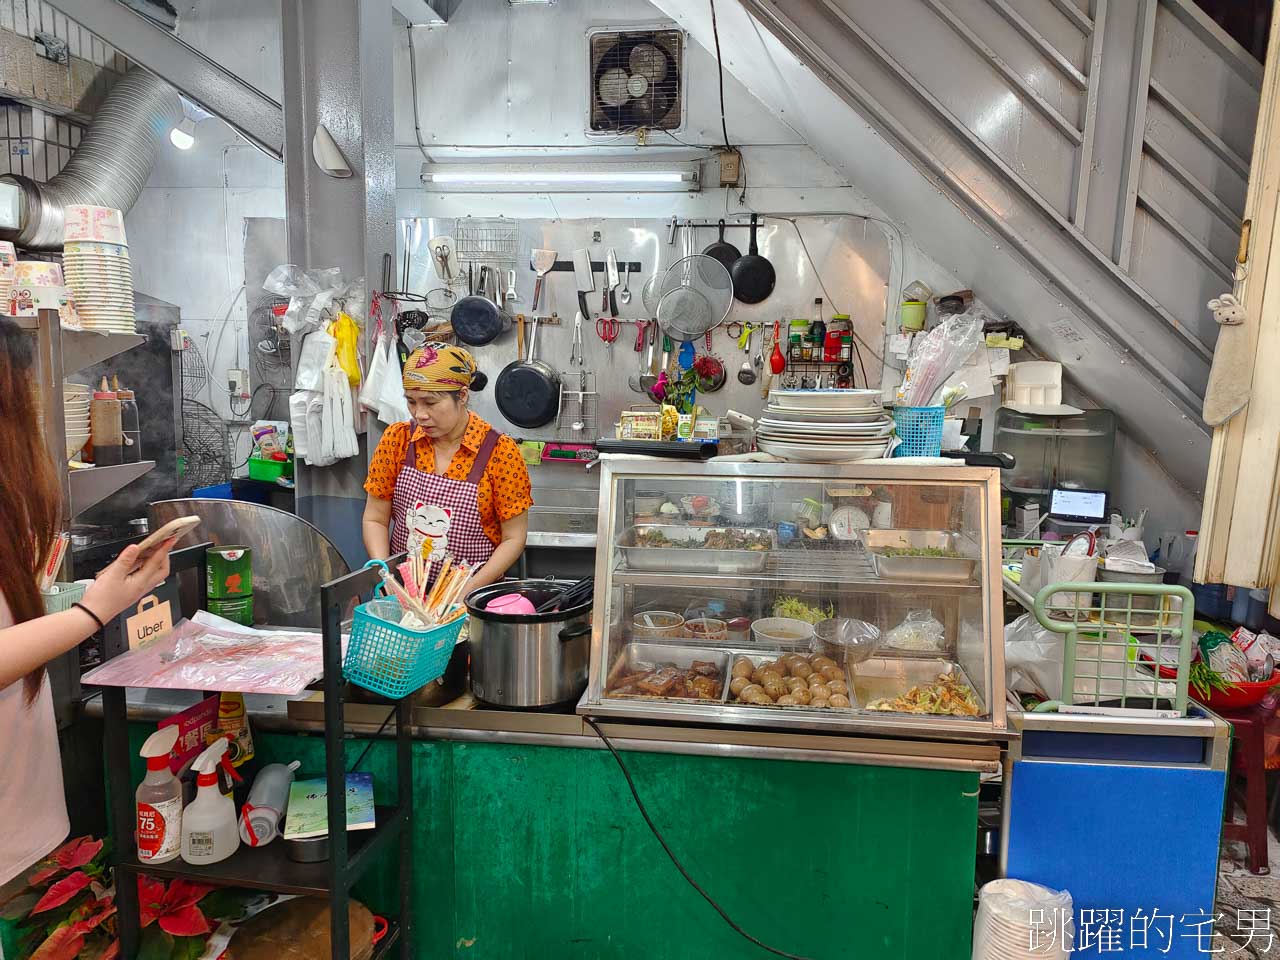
390;426;501;573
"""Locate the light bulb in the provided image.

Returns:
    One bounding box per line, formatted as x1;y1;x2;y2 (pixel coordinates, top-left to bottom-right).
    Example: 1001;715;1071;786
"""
169;118;196;150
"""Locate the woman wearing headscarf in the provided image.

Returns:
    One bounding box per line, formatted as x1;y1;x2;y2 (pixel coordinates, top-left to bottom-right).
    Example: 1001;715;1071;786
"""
362;343;532;588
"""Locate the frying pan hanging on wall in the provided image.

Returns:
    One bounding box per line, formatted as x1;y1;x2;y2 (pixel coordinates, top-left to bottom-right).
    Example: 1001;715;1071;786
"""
730;214;776;305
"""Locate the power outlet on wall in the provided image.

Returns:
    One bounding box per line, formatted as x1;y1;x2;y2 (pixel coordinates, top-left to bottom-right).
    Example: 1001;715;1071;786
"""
719;150;741;187
228;367;249;398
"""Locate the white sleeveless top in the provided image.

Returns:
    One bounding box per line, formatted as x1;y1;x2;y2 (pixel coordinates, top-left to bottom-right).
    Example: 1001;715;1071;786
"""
0;594;70;885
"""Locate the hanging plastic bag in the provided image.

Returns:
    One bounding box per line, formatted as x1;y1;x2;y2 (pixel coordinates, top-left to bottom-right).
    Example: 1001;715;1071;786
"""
289;391;311;461
294;327;336;393
359;329;391;412
320;361;359;462
331;311;362;387
1022;545;1097;617
378;346;410;425
303;390;333;467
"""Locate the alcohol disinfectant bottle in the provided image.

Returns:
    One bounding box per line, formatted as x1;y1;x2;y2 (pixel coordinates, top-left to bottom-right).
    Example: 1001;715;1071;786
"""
181;737;241;865
136;725;183;865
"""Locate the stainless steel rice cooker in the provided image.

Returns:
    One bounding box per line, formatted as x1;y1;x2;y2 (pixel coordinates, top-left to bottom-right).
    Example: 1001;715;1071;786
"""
464;579;592;708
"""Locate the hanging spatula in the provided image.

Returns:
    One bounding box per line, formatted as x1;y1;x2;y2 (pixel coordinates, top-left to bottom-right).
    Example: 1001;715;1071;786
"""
530;247;556;311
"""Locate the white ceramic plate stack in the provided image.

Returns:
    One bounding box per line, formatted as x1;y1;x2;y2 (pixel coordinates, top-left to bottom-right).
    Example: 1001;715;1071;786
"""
757;389;894;462
63;381;91;460
62;205;135;334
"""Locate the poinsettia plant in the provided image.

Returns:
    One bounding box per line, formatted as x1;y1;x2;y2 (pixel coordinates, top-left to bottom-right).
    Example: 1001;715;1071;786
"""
0;836;248;960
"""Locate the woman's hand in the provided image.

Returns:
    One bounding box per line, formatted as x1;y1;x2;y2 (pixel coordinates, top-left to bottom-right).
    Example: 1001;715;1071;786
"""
80;540;176;622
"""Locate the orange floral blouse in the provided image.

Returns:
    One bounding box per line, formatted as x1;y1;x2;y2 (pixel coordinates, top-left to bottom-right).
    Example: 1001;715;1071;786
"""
364;413;533;546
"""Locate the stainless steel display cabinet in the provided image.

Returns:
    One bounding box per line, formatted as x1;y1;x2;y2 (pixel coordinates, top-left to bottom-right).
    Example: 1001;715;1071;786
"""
580;457;1007;741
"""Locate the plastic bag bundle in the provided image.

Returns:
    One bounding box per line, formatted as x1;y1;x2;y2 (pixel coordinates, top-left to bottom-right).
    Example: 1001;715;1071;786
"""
885;609;944;652
896;313;983;406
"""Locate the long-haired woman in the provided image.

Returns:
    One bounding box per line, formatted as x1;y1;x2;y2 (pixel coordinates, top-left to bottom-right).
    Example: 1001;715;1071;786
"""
0;318;176;885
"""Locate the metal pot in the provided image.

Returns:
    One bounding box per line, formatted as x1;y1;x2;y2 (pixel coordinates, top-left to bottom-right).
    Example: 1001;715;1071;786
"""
465;579;593;709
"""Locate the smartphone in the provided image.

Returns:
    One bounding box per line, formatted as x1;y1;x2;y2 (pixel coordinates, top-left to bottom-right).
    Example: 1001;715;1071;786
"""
134;516;201;558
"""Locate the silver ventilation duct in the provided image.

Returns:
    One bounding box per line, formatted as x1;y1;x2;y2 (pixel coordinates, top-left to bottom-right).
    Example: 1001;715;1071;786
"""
0;70;182;250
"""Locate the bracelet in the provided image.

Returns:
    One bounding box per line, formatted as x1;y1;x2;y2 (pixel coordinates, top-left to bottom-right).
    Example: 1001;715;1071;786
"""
72;602;105;631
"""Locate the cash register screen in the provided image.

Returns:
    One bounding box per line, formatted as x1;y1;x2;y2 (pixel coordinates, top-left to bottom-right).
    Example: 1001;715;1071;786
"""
1049;488;1108;522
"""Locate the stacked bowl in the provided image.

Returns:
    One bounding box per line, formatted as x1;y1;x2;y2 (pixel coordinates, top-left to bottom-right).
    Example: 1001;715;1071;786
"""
756;389;894;462
0;241;16;307
972;879;1073;960
62;205;135;334
63;381;91;460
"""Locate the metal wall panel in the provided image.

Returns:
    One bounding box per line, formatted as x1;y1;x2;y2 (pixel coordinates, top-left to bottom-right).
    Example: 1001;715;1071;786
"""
398;214;889;443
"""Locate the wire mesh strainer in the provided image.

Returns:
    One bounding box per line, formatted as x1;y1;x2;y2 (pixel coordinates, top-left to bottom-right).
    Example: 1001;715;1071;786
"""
656;253;734;342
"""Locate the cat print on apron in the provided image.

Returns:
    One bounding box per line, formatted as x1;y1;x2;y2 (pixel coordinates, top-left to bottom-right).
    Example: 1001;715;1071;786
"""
390;426;501;573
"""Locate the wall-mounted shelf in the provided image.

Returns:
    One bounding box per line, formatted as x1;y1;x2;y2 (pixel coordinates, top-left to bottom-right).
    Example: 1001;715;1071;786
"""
63;330;145;378
69;461;156;515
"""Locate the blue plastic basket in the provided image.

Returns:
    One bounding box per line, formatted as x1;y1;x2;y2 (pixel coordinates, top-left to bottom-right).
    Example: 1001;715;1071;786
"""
343;597;467;699
892;405;945;457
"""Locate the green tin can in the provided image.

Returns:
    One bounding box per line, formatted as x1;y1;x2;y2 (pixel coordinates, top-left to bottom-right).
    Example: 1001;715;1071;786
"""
207;545;252;600
207;595;254;626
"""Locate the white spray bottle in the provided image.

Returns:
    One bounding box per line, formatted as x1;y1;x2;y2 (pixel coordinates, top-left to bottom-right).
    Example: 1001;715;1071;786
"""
136;725;182;865
181;737;240;864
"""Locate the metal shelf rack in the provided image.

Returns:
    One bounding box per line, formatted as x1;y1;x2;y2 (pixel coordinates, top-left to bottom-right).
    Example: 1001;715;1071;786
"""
101;548;415;959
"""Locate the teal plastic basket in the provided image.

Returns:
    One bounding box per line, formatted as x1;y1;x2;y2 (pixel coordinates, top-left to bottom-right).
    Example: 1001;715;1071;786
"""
42;581;86;614
343;597;466;699
892;405;945;457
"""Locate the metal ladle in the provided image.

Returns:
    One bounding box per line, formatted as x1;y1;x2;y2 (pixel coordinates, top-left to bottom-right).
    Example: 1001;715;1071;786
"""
572;371;587;432
737;325;757;385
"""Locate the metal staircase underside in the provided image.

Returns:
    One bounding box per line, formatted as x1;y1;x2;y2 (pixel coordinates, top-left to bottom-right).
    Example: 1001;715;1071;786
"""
655;0;1260;497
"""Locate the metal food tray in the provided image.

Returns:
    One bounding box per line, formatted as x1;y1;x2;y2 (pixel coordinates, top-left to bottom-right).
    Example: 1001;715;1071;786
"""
616;524;774;574
862;529;978;583
724;651;858;710
851;658;984;717
604;642;730;702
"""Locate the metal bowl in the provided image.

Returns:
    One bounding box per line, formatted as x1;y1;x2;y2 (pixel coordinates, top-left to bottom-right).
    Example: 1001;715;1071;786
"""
813;617;882;665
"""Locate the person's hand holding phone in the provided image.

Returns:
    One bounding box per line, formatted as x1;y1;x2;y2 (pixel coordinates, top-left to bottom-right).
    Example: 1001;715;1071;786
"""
80;540;176;624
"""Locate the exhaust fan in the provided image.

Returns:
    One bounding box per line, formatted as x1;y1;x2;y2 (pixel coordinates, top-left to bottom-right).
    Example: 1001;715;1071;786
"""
588;27;684;135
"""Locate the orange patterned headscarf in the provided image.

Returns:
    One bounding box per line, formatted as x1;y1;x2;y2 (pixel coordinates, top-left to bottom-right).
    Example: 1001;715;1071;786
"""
402;342;478;392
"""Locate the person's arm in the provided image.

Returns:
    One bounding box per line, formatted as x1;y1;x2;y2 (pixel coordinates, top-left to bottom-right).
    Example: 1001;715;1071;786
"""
362;495;393;561
467;511;528;590
0;541;175;690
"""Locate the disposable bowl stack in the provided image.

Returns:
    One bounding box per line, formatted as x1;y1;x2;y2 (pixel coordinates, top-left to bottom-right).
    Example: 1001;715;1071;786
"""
62;205;135;334
63;381;91;460
972;879;1073;960
0;241;16;307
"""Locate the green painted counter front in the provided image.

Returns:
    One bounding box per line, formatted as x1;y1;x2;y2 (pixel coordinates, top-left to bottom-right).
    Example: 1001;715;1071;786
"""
126;726;980;958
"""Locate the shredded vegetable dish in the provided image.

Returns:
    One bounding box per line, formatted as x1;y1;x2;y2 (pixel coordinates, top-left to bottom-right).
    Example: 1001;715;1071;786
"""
633;528;770;551
866;673;981;717
875;546;962;559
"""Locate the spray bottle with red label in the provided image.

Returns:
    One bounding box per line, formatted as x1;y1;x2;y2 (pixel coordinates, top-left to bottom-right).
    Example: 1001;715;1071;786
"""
136;725;182;864
181;736;242;865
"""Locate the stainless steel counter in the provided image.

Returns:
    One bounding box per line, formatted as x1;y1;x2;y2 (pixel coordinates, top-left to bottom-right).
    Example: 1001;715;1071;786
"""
83;688;1002;774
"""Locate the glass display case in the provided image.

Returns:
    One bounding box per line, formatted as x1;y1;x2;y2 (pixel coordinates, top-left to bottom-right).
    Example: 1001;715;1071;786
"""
580;458;1007;739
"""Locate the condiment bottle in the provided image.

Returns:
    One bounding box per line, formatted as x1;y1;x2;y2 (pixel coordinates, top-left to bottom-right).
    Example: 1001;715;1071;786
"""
136;726;183;865
115;377;141;463
90;376;122;466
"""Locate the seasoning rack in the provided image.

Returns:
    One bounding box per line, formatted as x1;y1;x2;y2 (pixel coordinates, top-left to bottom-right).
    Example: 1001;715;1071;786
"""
101;547;415;960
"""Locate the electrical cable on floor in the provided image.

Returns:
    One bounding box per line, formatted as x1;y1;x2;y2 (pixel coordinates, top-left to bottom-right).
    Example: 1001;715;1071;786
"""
406;24;432;164
583;716;815;960
348;706;398;773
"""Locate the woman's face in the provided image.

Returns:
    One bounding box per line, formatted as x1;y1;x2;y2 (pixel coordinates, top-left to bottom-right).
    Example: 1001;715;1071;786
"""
406;388;468;439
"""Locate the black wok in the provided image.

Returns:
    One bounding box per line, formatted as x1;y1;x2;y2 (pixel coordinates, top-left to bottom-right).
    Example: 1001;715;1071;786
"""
452;266;510;346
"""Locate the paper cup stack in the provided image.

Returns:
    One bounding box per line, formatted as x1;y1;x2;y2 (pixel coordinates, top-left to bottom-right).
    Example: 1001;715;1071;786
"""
0;241;16;306
972;879;1073;960
63;381;91;460
62;205;135;334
